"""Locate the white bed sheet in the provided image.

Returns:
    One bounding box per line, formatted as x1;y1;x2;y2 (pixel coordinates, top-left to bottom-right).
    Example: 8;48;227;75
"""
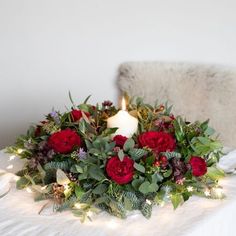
0;149;236;236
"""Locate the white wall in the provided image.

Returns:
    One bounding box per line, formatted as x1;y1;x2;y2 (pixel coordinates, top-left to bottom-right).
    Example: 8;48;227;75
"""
0;0;236;148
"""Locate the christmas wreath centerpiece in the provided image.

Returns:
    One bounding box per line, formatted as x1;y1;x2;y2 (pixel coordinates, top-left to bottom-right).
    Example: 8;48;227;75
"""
6;95;225;222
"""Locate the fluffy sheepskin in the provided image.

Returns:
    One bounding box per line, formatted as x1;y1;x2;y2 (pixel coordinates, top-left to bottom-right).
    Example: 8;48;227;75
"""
117;62;236;147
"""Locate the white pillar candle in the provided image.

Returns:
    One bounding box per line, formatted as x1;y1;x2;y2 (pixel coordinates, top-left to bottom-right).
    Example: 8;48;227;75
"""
107;98;138;138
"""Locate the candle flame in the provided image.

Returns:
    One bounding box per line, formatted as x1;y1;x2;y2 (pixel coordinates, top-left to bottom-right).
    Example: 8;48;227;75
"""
121;97;126;111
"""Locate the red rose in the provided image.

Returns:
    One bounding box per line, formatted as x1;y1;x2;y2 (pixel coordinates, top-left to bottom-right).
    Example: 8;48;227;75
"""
113;135;128;148
138;131;176;153
106;156;134;185
48;129;81;154
189;156;207;177
71;109;90;122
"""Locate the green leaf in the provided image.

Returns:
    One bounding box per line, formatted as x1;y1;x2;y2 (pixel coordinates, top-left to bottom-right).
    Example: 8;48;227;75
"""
56;169;70;185
92;184;108;195
123;138;135;152
129;149;148;160
79;120;86;134
83;95;92;104
145;155;155;166
207;166;225;180
68;91;76;108
102;128;118;136
171;194;183;210
139;181;158;194
132;179;144;190
204;126;215;136
151;173;164;183
88;166;105;181
198;137;210;145
75;165;83;173
16;176;31;190
118;149;125;161
163;169;172;178
78;173;88;180
134;162;145;173
105;142;116;153
75;185;85;199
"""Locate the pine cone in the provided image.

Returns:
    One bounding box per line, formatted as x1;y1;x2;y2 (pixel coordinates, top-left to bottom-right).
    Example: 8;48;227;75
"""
52;183;65;204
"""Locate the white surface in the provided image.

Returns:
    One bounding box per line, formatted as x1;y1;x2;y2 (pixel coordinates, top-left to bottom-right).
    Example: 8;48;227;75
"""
0;149;236;236
1;0;236;148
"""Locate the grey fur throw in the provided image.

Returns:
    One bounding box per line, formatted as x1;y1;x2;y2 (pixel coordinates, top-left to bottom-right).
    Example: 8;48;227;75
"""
118;62;236;148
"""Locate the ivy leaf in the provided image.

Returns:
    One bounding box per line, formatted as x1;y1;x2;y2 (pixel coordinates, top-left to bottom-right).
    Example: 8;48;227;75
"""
56;169;70;185
134;162;145;173
123;138;135;152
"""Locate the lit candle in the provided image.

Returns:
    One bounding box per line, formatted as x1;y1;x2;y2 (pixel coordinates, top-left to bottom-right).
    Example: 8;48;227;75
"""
107;97;138;138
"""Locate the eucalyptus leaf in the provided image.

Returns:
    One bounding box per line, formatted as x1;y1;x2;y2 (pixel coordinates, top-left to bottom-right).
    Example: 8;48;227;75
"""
139;181;158;194
132;179;144;190
118;150;125;161
134;163;145;173
123;138;135;152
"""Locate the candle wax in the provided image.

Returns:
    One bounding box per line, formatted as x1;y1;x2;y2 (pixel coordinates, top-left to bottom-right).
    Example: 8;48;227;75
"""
107;110;138;138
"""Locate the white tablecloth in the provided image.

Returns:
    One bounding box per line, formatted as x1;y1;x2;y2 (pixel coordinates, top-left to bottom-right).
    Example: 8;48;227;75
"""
0;149;236;236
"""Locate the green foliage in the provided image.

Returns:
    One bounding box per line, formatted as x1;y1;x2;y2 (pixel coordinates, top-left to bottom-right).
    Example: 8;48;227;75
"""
139;181;159;194
109;200;126;219
160;151;181;160
123;191;140;210
92;184;108;195
129;148;148;160
171;194;184;210
6;94;225;222
206;166;225;181
140;201;152;219
16;176;31;189
123;138;135;152
44;160;73;172
134;162;145;173
88;165;105;181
